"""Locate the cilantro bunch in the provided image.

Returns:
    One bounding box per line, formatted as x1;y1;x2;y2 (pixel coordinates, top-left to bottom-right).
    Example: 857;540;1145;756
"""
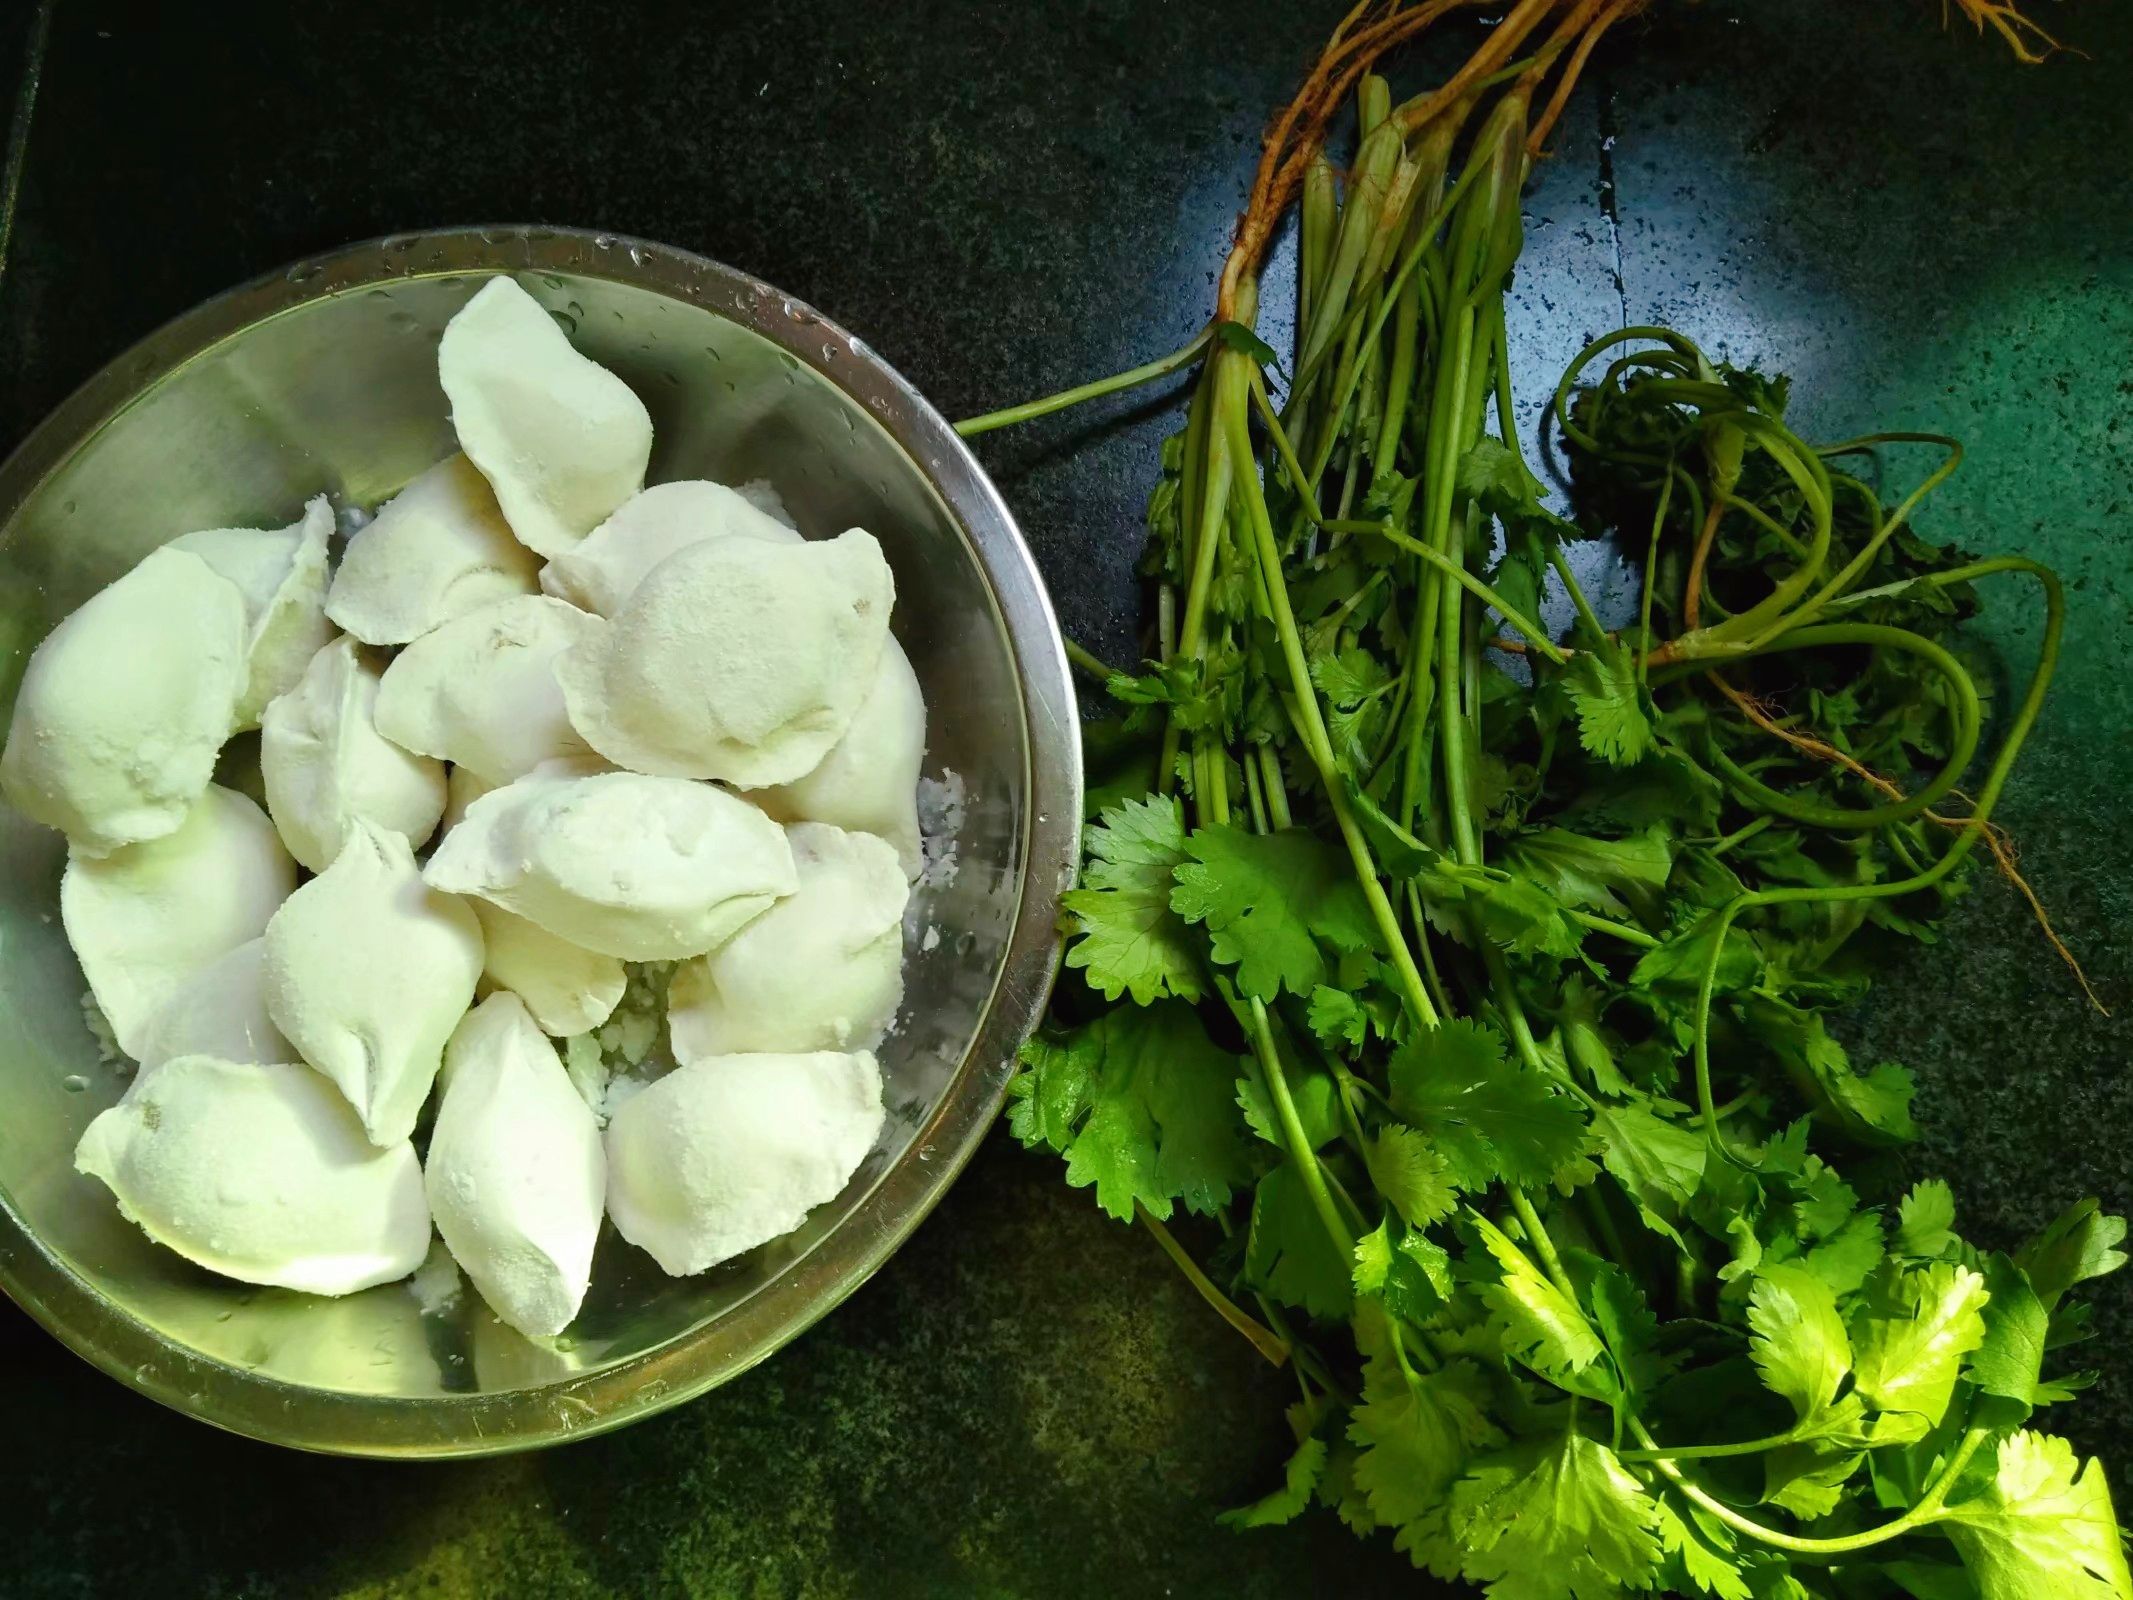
990;39;2127;1600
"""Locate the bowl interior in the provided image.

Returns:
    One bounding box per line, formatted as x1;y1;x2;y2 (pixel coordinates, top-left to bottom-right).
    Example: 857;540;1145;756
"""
0;249;1048;1449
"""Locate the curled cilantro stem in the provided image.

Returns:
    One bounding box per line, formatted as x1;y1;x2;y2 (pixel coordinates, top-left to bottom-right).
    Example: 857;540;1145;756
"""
1689;559;2066;1159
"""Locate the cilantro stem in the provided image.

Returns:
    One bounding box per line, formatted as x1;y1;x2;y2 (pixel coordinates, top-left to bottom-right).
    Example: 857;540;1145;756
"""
1063;638;1124;683
1358;519;1571;664
1564;907;1660;948
1704;814;1774;858
1617;1423;1811;1463
1508;1188;1579;1302
1136;1204;1290;1368
1248;995;1355;1261
1637;1422;1990;1557
1222;359;1440;1028
954;324;1215;437
1635;466;1676;684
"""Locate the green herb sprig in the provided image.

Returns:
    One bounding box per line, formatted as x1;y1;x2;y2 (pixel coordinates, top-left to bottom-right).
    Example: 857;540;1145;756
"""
972;9;2124;1596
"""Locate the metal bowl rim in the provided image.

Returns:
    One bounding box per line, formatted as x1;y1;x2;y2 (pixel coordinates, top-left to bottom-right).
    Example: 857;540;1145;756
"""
0;225;1081;1457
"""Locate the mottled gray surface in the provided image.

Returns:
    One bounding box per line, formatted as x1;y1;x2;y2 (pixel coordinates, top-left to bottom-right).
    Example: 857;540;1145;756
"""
0;2;2125;1595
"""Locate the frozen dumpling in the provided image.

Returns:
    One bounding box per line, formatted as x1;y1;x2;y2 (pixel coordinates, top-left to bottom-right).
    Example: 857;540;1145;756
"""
424;764;796;960
260;635;448;872
538;479;800;616
667;824;906;1059
438;277;651;560
604;1050;885;1275
76;1055;431;1296
373;595;599;784
752;642;926;879
134;937;292;1070
425;994;605;1337
170;496;334;728
556;529;893;786
324;454;541;646
263;819;483;1145
470;898;625;1038
0;547;248;856
60;784;295;1060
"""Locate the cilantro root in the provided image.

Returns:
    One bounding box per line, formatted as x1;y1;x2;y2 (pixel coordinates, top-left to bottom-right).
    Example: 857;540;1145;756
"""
976;3;2124;1595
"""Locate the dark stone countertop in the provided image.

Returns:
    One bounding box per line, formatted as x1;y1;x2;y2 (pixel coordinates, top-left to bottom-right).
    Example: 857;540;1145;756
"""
0;2;2126;1595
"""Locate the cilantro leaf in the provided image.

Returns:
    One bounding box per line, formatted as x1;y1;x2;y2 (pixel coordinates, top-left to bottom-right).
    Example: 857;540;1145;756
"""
1895;1179;1959;1260
1006;1003;1250;1222
1654;1500;1751;1600
1449;1431;1664;1599
1305;984;1368;1050
2016;1200;2129;1310
1218;1436;1329;1531
1577;1254;1669;1398
1972;1253;2088;1414
1502;824;1674;919
1747;1264;1852;1426
1940;1431;2133;1600
1565;636;1656;765
1060;796;1204;1005
1367;1125;1460;1229
1236;1052;1344;1151
1471;1214;1606;1382
1347;1354;1502;1532
1851;1262;1990;1430
1458;437;1548;520
1354;1217;1454;1324
1171;825;1374;1000
1247;1160;1354;1319
1388;1021;1589;1191
1591;1100;1706;1249
1212;317;1283;374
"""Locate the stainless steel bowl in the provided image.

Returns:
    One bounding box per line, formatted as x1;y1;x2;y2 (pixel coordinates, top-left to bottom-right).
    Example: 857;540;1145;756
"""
0;228;1079;1456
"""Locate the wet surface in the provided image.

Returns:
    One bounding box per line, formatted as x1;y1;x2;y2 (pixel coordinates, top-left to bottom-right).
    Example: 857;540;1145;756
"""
0;2;2127;1594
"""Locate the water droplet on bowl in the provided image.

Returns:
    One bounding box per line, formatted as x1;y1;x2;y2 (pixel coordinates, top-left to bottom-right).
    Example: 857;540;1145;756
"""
550;311;577;336
60;1074;88;1093
626;243;646;266
478;226;510;244
542;273;566;289
592;234;616;251
286;262;320;284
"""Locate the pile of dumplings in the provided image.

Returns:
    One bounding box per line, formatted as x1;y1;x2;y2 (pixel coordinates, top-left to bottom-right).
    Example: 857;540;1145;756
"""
0;277;930;1339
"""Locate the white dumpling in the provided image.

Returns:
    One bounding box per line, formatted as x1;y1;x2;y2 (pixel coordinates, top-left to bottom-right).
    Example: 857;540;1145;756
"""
373;595;598;784
538;479;800;616
0;547;247;856
135;937;292;1070
260;636;447;872
76;1055;430;1296
325;454;541;645
426;994;605;1337
556;529;893;786
667;824;906;1060
752;642;926;879
438;277;652;560
170;496;334;728
263;819;483;1145
424;764;796;960
604;1050;885;1276
470;897;625;1038
60;785;295;1060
